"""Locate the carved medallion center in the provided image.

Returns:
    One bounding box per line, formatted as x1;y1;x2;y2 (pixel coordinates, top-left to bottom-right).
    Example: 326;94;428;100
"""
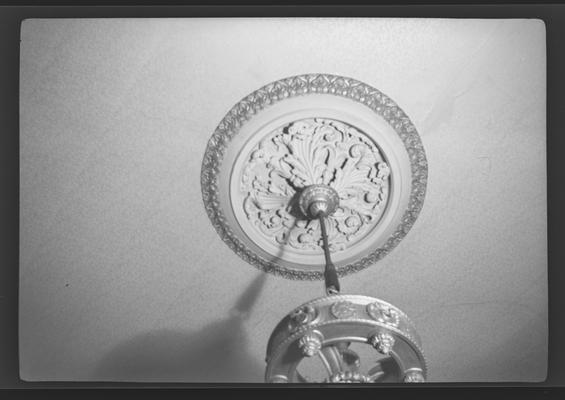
240;117;391;255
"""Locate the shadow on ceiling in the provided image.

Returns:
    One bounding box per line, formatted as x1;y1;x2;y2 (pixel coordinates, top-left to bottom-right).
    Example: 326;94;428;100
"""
91;273;268;382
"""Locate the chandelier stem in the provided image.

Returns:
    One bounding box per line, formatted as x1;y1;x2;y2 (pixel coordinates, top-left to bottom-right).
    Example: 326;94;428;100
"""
318;214;340;295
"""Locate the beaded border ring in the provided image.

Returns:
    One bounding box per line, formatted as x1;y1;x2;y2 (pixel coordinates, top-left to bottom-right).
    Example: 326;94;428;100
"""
200;74;428;280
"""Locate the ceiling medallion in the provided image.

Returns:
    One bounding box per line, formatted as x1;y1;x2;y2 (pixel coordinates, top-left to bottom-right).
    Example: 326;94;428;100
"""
201;74;427;280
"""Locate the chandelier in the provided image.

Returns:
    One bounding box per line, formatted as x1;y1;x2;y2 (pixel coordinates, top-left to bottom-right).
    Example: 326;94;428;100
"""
201;74;428;383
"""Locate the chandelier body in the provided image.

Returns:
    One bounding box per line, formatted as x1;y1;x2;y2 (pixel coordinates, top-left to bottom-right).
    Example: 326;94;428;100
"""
265;294;426;383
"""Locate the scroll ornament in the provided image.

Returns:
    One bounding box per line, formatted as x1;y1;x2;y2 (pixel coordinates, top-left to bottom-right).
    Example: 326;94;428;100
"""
241;118;390;254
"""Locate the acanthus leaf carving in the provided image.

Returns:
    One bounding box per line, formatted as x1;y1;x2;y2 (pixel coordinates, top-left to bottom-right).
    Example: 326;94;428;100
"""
241;117;390;254
201;73;428;280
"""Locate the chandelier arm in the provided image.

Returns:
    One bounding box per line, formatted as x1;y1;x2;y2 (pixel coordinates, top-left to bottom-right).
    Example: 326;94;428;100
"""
367;363;386;382
317;349;335;376
319;345;345;377
318;213;340;295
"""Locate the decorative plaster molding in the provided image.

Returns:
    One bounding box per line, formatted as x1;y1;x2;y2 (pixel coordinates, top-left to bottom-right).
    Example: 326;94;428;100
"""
241;117;390;254
201;74;428;280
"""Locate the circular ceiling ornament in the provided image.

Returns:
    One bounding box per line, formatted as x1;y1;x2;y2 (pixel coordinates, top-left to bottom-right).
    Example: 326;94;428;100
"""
201;74;427;280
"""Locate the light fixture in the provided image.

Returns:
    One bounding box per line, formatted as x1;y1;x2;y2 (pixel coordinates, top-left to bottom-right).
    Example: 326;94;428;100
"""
201;74;428;383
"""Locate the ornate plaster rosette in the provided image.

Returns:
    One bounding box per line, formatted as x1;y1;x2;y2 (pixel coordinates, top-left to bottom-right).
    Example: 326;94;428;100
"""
201;74;427;280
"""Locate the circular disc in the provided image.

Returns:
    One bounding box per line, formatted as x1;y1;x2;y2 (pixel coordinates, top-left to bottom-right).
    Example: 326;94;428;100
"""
200;74;427;280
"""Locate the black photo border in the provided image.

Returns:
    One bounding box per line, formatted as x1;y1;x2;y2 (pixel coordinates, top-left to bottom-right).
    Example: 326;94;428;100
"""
1;1;563;398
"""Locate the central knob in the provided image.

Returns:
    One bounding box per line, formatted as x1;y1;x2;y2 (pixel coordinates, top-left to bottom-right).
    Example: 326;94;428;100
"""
298;185;340;219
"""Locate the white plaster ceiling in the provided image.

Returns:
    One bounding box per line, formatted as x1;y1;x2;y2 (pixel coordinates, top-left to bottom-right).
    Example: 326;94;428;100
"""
19;18;547;382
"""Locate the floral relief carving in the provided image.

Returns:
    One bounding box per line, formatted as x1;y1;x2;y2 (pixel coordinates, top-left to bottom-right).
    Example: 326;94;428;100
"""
330;300;358;319
366;302;401;328
241;118;390;254
201;73;428;280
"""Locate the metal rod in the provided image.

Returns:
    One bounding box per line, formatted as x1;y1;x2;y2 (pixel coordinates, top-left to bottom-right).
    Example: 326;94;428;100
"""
318;214;340;295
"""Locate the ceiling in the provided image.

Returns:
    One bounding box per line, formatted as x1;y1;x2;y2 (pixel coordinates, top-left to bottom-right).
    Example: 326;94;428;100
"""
19;18;547;382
